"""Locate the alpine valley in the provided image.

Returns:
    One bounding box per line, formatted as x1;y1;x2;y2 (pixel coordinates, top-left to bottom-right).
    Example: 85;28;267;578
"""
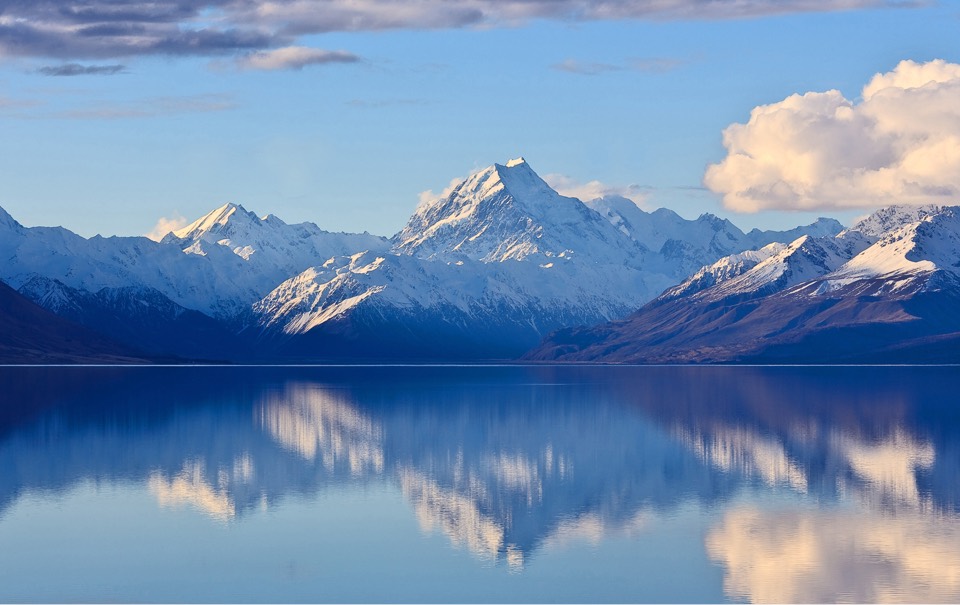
3;157;958;364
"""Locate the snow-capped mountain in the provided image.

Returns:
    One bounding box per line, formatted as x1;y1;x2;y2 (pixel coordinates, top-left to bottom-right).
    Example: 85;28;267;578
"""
0;200;388;322
252;160;667;358
395;158;643;264
826;208;960;284
657;243;788;301
249;158;851;359
584;195;843;279
0;156;868;362
528;205;960;363
842;205;945;239
0;209;255;318
667;233;871;302
163;202;389;293
252;249;659;359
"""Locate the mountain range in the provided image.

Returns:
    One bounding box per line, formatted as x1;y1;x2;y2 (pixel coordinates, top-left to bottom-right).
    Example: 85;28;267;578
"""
4;157;957;363
528;205;960;363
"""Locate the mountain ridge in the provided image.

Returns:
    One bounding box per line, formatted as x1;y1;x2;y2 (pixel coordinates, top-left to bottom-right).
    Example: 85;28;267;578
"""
527;204;960;364
0;157;918;363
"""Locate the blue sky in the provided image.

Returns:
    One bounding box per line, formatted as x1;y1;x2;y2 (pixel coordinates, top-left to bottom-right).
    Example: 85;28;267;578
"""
1;1;958;238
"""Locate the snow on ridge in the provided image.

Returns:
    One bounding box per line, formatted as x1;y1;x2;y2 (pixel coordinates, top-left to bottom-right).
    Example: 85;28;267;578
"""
661;231;871;303
657;204;960;305
830;207;960;280
659;242;787;301
844;204;946;239
171;202;247;241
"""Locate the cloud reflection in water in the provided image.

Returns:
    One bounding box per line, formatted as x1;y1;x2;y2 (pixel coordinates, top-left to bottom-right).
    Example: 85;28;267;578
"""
0;365;957;600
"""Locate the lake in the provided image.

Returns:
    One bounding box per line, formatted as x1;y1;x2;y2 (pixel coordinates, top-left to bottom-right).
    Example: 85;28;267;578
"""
0;365;958;603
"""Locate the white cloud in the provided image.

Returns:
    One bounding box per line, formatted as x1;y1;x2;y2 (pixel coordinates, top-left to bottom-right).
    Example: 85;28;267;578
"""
236;46;360;71
543;173;649;205
705;59;960;212
146;213;188;241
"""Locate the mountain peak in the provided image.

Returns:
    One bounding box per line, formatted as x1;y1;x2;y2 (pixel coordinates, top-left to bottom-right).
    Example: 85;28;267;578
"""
493;158;554;199
172;202;259;241
394;158;635;263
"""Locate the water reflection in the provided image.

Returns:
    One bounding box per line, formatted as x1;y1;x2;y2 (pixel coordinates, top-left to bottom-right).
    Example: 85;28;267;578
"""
706;506;960;603
259;384;384;474
0;366;957;601
149;459;241;521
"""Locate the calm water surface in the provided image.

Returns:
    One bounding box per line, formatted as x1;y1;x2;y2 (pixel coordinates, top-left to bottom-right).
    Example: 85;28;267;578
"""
0;365;958;603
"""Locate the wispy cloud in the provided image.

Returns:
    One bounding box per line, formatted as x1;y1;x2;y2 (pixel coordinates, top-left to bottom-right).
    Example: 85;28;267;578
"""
53;93;235;119
544;173;650;204
0;1;921;62
235;46;360;71
552;59;621;76
553;56;686;75
0;96;42;110
630;57;685;73
346;98;427;108
145;213;188;241
37;63;126;76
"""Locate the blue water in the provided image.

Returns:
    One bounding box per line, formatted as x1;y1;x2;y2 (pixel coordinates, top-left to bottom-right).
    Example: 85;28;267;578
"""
0;365;958;603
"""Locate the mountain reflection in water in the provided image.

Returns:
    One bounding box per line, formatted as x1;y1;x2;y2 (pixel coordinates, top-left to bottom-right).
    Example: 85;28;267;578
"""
0;365;957;602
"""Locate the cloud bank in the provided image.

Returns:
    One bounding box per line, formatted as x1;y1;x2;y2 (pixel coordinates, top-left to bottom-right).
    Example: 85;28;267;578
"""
705;59;960;212
0;1;918;61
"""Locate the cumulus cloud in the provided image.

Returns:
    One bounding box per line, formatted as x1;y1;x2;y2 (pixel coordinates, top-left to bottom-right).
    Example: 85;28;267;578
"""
544;173;649;205
236;46;360;71
146;213;188;241
705;59;960;212
0;1;919;61
37;63;125;76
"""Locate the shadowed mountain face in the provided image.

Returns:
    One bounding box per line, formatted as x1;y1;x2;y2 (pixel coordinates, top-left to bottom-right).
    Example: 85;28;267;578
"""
0;279;146;363
1;365;958;589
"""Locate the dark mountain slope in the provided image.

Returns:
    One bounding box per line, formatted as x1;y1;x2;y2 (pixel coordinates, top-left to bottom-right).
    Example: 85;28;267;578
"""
0;279;147;363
